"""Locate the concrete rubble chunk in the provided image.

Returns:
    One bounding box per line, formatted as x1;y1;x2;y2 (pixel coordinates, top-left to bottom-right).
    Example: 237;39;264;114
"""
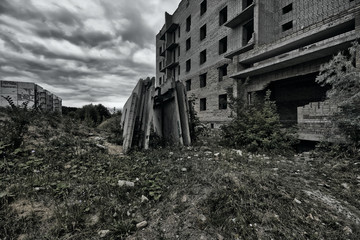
98;230;110;238
136;221;148;229
141;195;149;202
118;180;135;187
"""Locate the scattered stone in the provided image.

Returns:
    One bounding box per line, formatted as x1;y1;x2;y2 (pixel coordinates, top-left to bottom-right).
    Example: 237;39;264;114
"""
343;226;353;235
141;195;149;203
264;156;270;160
294;198;302;204
96;144;107;150
88;214;99;226
200;235;207;240
118;180;135;187
181;195;188;203
187;156;191;159
199;214;207;223
217;234;224;240
233;149;243;156
98;230;110;238
204;151;212;155
272;168;279;171
64;164;71;169
33;169;40;173
169;152;174;156
181;168;187;172
214;153;220;157
341;183;350;190
194;154;199;157
136;221;148;229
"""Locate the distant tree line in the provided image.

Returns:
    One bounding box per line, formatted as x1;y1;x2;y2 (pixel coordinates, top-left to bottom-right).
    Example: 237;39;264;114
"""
62;104;112;127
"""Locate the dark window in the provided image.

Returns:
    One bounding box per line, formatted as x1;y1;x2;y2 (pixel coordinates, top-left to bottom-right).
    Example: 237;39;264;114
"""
218;65;228;81
210;123;214;128
200;98;206;111
200;0;207;15
178;46;180;57
282;3;293;14
219;36;228;54
243;19;254;45
282;21;293;32
186;16;191;32
200;24;207;40
219;94;227;109
219;6;228;25
200;73;207;88
186;79;191;91
186;59;191;72
178;26;181;37
178;66;180;75
159;77;162;85
159;46;162;55
242;0;253;9
186;38;191;50
200;49;207;64
159;61;162;69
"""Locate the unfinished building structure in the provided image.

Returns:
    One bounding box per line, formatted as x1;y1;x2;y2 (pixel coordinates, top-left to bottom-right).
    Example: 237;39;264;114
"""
156;0;360;141
0;80;62;112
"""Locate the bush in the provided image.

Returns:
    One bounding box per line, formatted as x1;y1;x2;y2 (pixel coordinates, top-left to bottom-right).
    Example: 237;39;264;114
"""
188;95;208;143
221;90;297;155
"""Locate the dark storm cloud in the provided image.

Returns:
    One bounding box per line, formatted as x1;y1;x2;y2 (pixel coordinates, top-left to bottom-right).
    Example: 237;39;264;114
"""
0;0;179;107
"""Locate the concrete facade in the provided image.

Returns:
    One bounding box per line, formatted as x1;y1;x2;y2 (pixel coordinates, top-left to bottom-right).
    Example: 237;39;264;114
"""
156;0;360;140
0;80;62;112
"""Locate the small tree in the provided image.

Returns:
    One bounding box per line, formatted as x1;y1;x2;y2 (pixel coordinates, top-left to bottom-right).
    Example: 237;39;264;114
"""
221;88;297;155
316;42;360;145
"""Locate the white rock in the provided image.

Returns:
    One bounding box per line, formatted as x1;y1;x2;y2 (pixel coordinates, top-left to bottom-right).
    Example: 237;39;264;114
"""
136;221;148;229
343;226;353;235
141;195;149;202
169;152;174;156
181;168;187;172
214;153;220;157
341;183;350;190
199;214;207;222
181;195;188;203
204;151;212;155
294;198;302;204
233;149;243;156
118;180;135;187
98;230;110;238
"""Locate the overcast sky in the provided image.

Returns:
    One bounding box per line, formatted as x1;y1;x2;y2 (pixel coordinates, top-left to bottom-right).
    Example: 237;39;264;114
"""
0;0;179;108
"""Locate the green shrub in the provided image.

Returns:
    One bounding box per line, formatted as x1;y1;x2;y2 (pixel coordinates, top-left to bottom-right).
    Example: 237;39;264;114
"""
221;90;297;154
316;42;360;146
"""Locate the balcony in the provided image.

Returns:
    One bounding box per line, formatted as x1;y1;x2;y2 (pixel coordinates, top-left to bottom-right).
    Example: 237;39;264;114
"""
159;12;179;40
230;31;358;78
225;3;254;28
225;33;255;59
166;41;179;51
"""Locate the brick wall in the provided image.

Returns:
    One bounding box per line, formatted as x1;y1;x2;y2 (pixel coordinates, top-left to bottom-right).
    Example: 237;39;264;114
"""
297;100;344;142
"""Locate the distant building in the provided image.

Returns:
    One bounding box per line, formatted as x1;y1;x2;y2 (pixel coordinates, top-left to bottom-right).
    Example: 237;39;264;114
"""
156;0;360;141
0;80;62;112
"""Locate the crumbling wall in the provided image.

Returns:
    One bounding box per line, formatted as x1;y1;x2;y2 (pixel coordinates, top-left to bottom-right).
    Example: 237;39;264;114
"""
297;100;344;142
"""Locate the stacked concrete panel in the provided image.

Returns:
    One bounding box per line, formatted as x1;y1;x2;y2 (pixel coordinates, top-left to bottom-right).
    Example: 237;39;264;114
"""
0;80;62;112
156;0;360;140
121;77;191;153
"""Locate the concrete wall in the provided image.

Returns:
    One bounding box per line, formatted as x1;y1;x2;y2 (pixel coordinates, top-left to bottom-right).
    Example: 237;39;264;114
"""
0;80;62;112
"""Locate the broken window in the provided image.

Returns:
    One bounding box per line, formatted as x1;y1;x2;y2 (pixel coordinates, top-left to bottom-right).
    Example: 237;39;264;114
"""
200;24;207;40
218;64;228;81
200;73;207;88
186;37;191;50
200;98;207;111
219;6;228;25
186;79;191;91
178;66;180;75
186;15;191;32
200;49;207;64
242;19;254;46
159;77;162;85
282;3;293;14
219;36;228;54
282;21;293;32
186;59;191;72
219;94;227;109
200;0;207;16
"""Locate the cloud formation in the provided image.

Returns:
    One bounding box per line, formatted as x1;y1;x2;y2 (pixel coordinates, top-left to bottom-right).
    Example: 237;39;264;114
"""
0;0;179;108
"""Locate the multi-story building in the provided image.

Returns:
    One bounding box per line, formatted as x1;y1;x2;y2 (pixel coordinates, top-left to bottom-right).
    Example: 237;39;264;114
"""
0;80;62;112
156;0;360;140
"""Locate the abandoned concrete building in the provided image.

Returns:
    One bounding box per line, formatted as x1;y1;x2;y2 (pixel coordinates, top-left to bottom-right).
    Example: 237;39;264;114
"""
0;80;62;112
156;0;360;141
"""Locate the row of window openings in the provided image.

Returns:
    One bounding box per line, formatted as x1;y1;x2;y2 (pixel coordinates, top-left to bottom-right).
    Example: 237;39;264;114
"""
186;5;228;32
199;95;228;111
185;65;228;91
